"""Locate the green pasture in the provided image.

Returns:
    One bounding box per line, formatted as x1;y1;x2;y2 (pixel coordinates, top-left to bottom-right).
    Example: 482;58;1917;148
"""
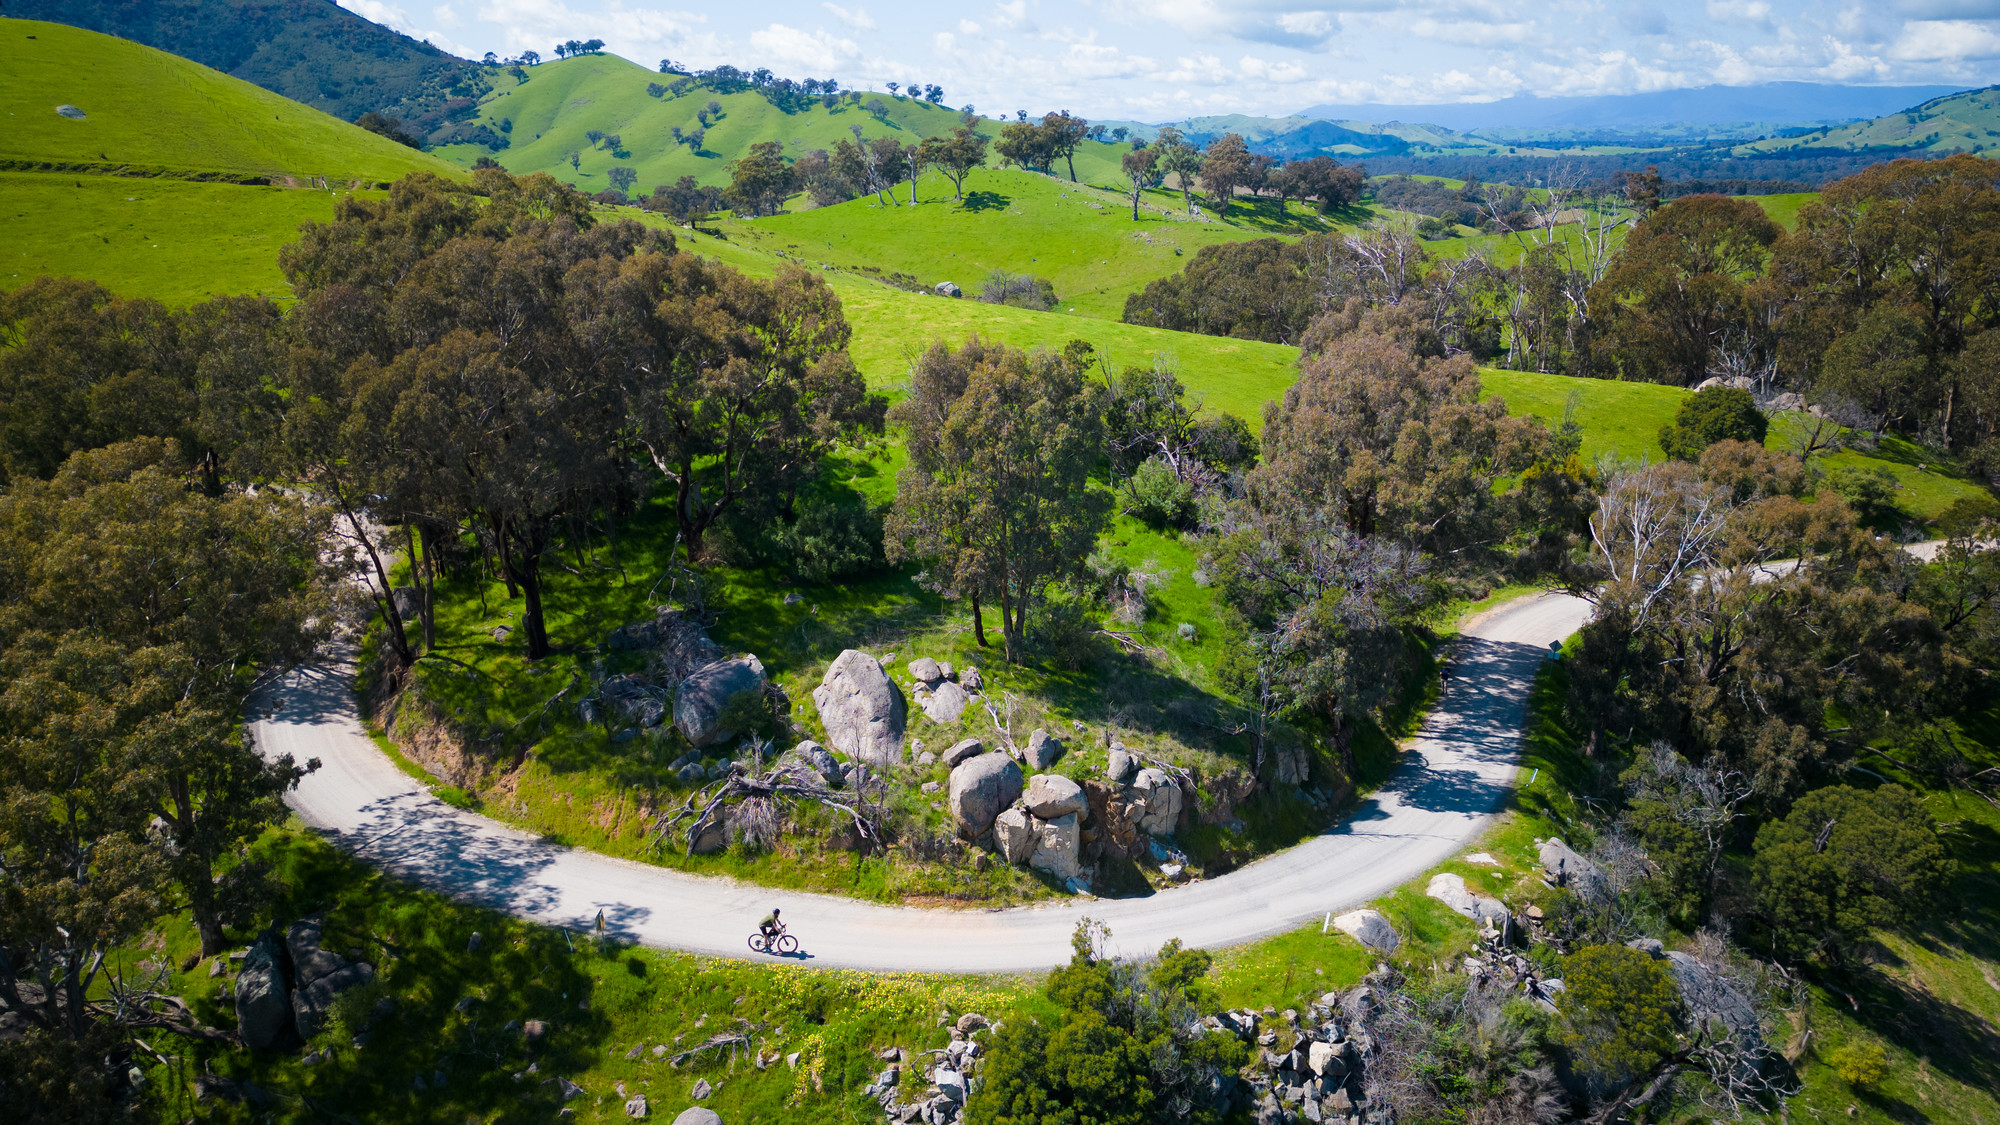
1;20;459;183
0;171;350;303
721;166;1333;320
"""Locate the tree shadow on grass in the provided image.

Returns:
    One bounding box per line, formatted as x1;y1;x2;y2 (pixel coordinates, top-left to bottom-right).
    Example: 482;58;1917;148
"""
958;190;1010;212
1824;955;2000;1100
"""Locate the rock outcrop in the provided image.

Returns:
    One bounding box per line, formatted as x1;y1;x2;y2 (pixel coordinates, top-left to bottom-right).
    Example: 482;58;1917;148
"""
1129;768;1183;835
672;656;768;746
813;650;906;766
287;918;375;1040
1022;774;1087;819
235;933;293;1051
918;681;970;724
1538;838;1608;903
793;740;846;787
1333;910;1400;953
1425;873;1511;931
1028;813;1082;880
1024;728;1064;770
949;754;1023;839
993;806;1036;864
942;738;986;767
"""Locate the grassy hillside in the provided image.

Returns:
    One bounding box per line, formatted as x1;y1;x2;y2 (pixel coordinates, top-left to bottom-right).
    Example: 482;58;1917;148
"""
1738;85;2000;157
0;19;461;182
432;54;1143;194
9;0;482;132
1;172;353;303
720;167;1336;319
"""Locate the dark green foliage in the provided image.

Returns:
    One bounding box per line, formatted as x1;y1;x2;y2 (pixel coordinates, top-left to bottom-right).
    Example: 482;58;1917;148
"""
1029;584;1103;671
1751;784;1954;960
976;270;1058;311
15;0;483;136
354;111;421;149
1121;238;1318;344
1658;386;1767;460
0;1024;131;1125
967;924;1245;1125
1822;464;1901;524
768;495;887;584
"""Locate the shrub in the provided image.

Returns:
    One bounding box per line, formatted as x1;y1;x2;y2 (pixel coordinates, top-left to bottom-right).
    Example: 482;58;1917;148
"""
1123;456;1196;528
770;496;886;584
1559;944;1681;1088
1830;1041;1888;1088
976;269;1057;311
1938;491;2000;534
1751;784;1953;960
1030;585;1101;670
1658;386;1767;460
1824;464;1901;524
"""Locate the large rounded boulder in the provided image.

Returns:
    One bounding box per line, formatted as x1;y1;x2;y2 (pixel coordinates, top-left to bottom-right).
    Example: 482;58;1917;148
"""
673;656;768;747
949;754;1023;840
812;650;907;766
1022;774;1087;819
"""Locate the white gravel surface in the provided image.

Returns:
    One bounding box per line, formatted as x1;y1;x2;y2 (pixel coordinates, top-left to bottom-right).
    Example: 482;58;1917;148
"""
251;591;1591;972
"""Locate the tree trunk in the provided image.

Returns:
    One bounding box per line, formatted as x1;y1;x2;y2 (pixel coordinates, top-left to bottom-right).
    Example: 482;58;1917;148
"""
1066;152;1077;182
337;493;413;665
971;591;989;647
500;534;553;659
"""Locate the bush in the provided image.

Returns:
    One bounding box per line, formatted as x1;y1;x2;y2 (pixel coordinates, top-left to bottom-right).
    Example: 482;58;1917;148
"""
977;269;1058;311
1122;456;1196;528
1824;464;1901;524
1829;1041;1888;1088
769;496;886;584
1658;386;1767;460
1938;491;2000;534
1751;784;1953;960
1030;585;1102;670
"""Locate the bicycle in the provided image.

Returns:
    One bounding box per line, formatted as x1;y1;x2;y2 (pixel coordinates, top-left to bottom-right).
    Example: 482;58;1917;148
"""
748;929;798;955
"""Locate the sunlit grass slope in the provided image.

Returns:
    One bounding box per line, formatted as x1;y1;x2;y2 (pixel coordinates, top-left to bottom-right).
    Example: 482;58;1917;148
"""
727;167;1335;319
433;52;1156;195
0;20;461;182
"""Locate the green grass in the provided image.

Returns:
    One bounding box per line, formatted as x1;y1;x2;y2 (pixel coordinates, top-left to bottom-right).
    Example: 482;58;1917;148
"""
1747;192;1816;229
721;167;1335;320
433;54;1145;195
117;827;1032;1125
0;171;355;302
1;20;461;183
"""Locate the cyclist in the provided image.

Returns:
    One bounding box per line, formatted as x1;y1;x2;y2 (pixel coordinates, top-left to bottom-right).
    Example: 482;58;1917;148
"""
759;907;784;944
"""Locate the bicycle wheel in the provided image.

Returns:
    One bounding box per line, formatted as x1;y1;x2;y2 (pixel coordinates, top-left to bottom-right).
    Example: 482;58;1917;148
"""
747;933;768;954
775;933;799;955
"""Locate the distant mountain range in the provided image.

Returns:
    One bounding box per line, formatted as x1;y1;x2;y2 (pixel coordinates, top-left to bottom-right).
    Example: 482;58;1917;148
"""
6;0;482;132
1296;83;1968;140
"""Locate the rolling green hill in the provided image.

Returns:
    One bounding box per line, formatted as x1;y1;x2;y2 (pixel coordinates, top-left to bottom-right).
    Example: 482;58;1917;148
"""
0;19;462;182
432;54;1143;193
8;0;482;133
1737;85;2000;157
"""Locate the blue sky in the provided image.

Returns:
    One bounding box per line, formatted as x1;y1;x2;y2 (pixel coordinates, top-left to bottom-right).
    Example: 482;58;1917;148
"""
338;0;2000;119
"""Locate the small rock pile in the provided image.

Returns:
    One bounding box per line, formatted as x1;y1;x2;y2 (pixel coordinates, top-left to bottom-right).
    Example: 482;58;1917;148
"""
906;656;978;724
864;1014;989;1125
1227;986;1378;1125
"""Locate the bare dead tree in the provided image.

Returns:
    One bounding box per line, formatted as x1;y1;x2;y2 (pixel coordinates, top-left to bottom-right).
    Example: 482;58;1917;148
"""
649;762;882;856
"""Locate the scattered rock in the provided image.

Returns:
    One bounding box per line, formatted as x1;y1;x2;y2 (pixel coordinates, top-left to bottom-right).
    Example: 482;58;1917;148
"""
676;761;706;785
690;1078;713;1100
492;625;512;641
625;1093;650;1117
921;781;941;794
1029;813;1082;881
671;1109;722;1125
209;958;227;978
786;1051;801;1068
1332;909;1400;953
1105;749;1136;784
1024;728;1064;770
524;1020;550;1042
942;738;985;767
1463;852;1499;866
673;656;768;747
1538;838;1608;903
949;754;1023;839
1425;873;1512;929
1665;951;1765;1061
907;657;943;683
1022;774;1087;819
955;1013;990;1034
938;661;955;681
287;918;375;1041
959;666;983;692
993;805;1036;864
558;1077;586;1100
920;681;971;724
934;281;962;298
782;592;804;606
813;649;907;766
916;751;937;767
792;740;846;786
235;933;292;1051
466;931;483;952
55;104;87;119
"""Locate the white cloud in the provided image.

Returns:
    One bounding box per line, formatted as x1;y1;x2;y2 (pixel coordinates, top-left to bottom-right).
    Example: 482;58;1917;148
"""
1890;18;2000;58
991;0;1032;30
1705;0;1773;23
959;18;984;33
822;3;877;29
1239;55;1309;80
748;23;861;71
